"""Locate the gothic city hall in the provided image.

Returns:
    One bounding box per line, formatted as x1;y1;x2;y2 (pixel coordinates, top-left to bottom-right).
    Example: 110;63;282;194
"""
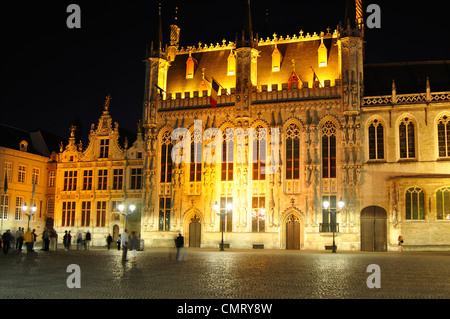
2;0;450;252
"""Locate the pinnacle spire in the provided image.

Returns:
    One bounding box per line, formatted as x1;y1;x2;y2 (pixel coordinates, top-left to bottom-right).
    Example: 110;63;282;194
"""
236;0;255;48
150;2;165;58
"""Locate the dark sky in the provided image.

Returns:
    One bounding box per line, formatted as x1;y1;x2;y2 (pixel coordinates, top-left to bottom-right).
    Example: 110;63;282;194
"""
1;1;449;141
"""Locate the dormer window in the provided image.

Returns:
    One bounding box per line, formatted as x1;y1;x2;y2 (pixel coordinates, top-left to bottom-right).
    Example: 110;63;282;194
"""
318;38;328;68
99;139;109;158
19;140;28;152
227;50;236;76
186;52;194;79
272;44;282;72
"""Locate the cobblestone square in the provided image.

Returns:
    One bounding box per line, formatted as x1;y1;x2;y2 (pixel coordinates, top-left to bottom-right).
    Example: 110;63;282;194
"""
0;247;449;300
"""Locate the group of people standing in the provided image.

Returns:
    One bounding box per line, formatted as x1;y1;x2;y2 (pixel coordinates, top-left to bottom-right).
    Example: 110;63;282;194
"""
1;228;40;254
119;229;140;262
62;230;92;251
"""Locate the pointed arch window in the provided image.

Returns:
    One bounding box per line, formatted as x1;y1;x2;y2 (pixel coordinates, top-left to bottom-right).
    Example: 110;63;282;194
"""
227;50;236;76
405;187;425;220
318;38;328;68
322;121;337;179
399;117;416;159
436;187;450;220
190;131;202;182
252;126;266;180
222;128;234;181
437;115;450;158
186;53;195;79
160;131;173;183
272;45;282;72
368;119;385;160
285;124;301;180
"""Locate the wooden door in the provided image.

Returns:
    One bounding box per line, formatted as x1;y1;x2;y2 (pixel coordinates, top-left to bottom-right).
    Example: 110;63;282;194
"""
360;206;387;252
286;215;300;250
189;215;201;248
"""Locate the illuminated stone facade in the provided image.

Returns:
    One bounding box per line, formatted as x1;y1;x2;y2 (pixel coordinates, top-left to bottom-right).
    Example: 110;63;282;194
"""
140;1;450;251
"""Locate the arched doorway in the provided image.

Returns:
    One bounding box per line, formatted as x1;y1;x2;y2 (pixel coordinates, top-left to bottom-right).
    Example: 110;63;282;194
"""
286;215;301;250
189;214;201;247
360;206;387;252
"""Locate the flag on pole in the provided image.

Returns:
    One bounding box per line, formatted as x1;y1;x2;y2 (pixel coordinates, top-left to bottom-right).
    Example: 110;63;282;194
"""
32;175;36;199
3;171;7;193
210;77;220;108
311;68;320;89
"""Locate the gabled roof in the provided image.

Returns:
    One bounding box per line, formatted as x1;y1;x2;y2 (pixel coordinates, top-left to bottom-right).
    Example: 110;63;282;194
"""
0;123;62;157
364;61;450;96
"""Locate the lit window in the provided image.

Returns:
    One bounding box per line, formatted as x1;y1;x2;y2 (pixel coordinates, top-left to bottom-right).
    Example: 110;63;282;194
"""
82;170;93;190
159;197;171;231
160;131;173;183
81;201;91;227
190;138;202;182
130;168;142;190
63;171;78;191
1;195;9;220
220;197;233;232
48;171;56;188
318;38;328;67
32;168;40;186
252;126;266;181
368;119;385;160
252;196;265;233
97;169;108;190
272;45;282;72
18;165;26;183
436;187;450;220
322;121;337;179
99;139;109;158
227;50;236;76
405;187;425;220
186;53;194;79
96;201;107;227
286;124;301;180
62;201;76;227
221;129;234;181
15;196;24;221
113;169;123;190
437;115;450;158
399;117;415;159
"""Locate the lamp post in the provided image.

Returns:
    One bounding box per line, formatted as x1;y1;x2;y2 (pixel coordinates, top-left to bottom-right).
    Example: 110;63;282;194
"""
214;201;232;251
118;204;136;230
323;197;345;253
22;203;37;231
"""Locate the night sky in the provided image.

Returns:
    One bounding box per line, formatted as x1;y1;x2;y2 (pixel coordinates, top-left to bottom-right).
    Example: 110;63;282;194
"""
1;1;449;142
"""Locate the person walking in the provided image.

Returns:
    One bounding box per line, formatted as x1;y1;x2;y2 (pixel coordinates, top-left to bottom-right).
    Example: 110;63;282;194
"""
121;229;129;261
117;234;121;250
106;234;113;250
42;228;50;251
63;230;69;251
2;230;12;254
49;229;57;251
398;235;404;253
31;229;37;251
129;231;139;262
67;231;72;250
16;227;24;251
76;232;83;250
175;233;186;261
85;231;91;250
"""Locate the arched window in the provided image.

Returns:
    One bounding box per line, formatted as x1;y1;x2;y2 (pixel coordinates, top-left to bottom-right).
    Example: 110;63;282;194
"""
252;126;266;180
399;117;416;159
285;124;301;180
405;187;425;220
436;187;450;220
322;121;337;179
221;128;234;181
368;119;384;160
190;131;202;182
160;130;173;183
437;115;450;158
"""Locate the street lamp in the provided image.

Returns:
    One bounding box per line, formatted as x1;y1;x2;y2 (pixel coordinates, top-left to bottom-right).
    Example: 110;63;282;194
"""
118;204;136;230
22;203;37;231
323;197;345;253
214;201;232;251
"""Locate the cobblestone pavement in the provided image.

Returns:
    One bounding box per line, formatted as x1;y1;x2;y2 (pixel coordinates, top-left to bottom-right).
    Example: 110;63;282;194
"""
0;247;449;300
